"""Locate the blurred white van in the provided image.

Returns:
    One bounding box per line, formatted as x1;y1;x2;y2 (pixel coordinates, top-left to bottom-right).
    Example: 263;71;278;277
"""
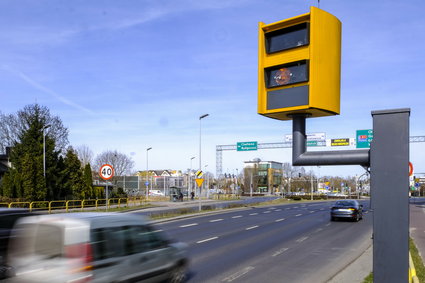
7;213;188;283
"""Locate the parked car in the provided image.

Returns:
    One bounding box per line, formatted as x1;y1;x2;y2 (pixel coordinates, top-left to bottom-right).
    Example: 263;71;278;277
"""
7;212;188;283
330;200;363;222
0;208;35;280
149;190;165;196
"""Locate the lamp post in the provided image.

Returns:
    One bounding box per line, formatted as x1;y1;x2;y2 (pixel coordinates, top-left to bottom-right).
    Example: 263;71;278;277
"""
189;156;195;199
42;125;51;178
199;114;209;211
146;147;152;200
205;164;209;198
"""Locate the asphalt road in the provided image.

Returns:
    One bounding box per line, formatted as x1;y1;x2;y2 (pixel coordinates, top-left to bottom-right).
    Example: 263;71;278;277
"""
151;200;373;283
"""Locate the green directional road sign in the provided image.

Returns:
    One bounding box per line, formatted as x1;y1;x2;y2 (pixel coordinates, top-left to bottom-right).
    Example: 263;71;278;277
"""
307;140;326;147
356;129;373;148
237;141;258;151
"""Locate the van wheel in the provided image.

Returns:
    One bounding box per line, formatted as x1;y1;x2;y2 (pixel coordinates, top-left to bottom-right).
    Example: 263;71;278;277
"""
169;264;186;283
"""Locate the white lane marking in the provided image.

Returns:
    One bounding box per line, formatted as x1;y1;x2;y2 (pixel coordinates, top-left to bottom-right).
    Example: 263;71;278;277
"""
269;207;277;210
246;225;259;230
272;248;289;257
222;266;254;282
249;213;258;216
197;236;219;244
152;229;163;233
232;215;243;218
325;223;331;227
309;211;315;213
180;223;198;228
263;211;271;214
275;218;286;222
314;228;323;233
295;214;303;217
296;236;309;243
210;219;224;222
275;209;282;211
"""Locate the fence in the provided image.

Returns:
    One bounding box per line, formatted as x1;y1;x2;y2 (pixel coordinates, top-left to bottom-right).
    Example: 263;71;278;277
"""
1;196;150;213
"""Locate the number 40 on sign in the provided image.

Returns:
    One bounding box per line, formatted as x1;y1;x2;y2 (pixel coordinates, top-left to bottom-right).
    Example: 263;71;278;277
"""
99;164;114;180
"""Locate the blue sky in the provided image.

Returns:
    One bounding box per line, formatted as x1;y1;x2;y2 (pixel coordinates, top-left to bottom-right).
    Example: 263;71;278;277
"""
1;0;424;178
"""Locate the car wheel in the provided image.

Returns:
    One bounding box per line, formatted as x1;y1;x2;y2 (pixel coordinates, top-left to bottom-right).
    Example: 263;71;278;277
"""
355;214;360;222
169;264;187;283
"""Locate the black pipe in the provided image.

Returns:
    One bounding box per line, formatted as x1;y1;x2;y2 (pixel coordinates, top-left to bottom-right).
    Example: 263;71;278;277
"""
291;115;370;167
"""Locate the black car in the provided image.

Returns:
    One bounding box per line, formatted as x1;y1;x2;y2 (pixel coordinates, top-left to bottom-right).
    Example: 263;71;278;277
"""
0;208;35;279
330;200;363;222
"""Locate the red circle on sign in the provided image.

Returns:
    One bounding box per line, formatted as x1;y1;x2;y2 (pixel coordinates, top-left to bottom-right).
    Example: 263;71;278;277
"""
99;164;114;180
409;162;413;176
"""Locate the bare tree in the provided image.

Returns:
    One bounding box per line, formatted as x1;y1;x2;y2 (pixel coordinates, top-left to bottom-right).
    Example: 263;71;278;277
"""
0;104;69;153
94;150;135;176
75;144;94;167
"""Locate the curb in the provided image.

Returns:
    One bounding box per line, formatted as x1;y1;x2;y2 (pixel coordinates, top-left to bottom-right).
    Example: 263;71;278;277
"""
410;252;420;283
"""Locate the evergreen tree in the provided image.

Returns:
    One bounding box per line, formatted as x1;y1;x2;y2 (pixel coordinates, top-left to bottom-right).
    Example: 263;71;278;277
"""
0;104;64;201
62;147;85;199
83;163;94;199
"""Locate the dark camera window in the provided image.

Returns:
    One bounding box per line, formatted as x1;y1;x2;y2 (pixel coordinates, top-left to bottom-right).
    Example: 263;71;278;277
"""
266;23;309;53
265;60;308;88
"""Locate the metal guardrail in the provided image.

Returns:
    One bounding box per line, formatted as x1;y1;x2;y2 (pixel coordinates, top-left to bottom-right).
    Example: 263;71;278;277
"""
2;197;149;213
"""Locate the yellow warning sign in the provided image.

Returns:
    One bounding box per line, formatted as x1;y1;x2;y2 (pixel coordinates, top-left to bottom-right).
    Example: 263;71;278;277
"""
195;178;204;187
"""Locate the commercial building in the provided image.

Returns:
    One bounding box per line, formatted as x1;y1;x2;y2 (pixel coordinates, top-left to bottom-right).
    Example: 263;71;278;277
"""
243;160;283;195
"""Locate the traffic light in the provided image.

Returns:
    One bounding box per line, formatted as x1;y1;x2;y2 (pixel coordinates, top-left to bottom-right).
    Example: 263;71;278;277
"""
258;7;341;120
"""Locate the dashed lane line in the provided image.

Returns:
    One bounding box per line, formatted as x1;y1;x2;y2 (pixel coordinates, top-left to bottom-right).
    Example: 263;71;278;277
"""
296;236;309;243
196;236;219;244
232;215;243;219
246;225;259;230
209;219;224;222
180;223;198;228
272;248;289;257
221;266;255;282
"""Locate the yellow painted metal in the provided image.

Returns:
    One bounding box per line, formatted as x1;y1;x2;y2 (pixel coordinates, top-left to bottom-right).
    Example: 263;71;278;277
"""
258;6;341;120
29;201;49;212
8;202;30;209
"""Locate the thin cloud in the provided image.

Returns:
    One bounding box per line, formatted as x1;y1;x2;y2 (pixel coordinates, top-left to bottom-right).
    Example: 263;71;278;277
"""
2;65;95;115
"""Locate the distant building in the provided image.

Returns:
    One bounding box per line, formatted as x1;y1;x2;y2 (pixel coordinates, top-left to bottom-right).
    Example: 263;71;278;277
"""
243;160;283;195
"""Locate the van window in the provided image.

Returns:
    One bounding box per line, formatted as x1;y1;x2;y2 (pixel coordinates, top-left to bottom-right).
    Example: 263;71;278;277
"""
91;225;168;260
34;224;63;258
91;227;126;260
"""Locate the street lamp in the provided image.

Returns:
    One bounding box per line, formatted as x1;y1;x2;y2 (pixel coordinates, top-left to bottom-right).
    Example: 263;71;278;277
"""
146;147;152;200
42;125;51;178
189;157;195;199
199;113;209;211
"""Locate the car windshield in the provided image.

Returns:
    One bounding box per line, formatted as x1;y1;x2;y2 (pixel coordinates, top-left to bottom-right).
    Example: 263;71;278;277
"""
335;201;356;207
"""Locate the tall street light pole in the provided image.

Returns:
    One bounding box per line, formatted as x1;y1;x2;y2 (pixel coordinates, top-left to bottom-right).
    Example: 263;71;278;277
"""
189;156;195;199
199;114;209;211
43;125;51;178
146;147;152;200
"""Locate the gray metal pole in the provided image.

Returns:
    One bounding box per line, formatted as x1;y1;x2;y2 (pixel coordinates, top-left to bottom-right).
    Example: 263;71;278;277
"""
371;108;410;283
146;147;152;200
292;115;369;166
199;114;209;211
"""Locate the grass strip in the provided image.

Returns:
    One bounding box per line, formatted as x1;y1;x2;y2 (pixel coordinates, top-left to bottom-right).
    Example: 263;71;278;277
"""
363;237;425;282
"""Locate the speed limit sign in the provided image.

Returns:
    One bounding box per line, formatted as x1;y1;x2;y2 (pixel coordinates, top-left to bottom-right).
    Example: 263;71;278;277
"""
99;164;114;180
